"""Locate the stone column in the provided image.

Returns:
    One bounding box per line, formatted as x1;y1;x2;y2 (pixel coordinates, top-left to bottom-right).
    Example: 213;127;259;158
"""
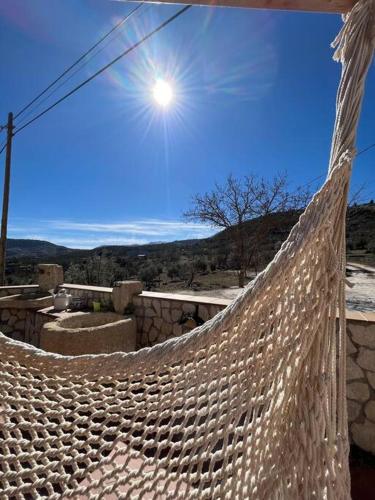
38;264;64;293
112;281;143;314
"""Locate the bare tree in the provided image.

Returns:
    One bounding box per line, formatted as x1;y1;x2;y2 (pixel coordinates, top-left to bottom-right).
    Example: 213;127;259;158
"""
184;173;311;287
349;183;366;207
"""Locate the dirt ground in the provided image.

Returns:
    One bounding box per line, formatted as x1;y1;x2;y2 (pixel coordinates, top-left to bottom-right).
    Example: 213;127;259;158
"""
346;263;375;312
175;262;375;312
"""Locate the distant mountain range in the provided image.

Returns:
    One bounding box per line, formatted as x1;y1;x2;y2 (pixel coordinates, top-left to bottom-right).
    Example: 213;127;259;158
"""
6;202;375;263
6;239;76;258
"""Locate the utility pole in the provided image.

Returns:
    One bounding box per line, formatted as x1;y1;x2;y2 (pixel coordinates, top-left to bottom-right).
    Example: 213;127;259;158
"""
0;113;14;285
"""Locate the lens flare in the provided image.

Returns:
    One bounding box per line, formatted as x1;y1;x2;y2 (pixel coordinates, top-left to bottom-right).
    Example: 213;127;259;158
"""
153;79;173;107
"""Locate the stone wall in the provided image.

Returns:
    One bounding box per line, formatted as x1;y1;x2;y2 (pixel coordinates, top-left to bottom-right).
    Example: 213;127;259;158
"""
133;292;375;455
0;307;28;341
60;283;113;308
0;279;375;456
0;285;39;298
133;292;229;348
346;314;375;454
25;309;55;347
0;285;52;342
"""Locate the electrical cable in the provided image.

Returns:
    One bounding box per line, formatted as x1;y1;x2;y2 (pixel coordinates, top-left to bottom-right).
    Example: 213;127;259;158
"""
357;142;375;156
14;5;192;136
15;4;151;129
14;2;144;121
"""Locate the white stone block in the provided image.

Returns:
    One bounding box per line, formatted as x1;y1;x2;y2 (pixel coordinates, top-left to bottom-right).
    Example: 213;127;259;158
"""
2;310;10;321
210;305;221;317
365;401;375;422
145;308;156;318
143;318;152;333
182;303;196;314
8;316;17;326
347;400;361;422
351;420;375;454
346;357;364;380
15;320;25;331
162;309;171;323
161;323;172;336
367;372;375;390
198;305;209;322
171;309;181;323
352;325;375;349
152;300;161;316
143;298;152;308
347;336;357;355
154;317;163;330
112;281;142;314
357;348;375;372
149;327;159;343
17;309;26;320
173;324;183;337
38;264;64;292
347;382;370;402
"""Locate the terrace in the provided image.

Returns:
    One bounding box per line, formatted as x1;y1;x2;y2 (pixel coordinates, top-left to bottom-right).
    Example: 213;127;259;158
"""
1;0;374;497
2;264;375;464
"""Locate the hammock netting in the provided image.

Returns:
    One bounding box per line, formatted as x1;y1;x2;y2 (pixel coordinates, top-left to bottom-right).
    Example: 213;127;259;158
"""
1;1;374;498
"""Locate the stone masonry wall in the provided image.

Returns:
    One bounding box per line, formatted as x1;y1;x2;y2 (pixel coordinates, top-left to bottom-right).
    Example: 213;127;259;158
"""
346;317;375;454
60;284;112;308
0;307;28;341
133;292;228;348
0;280;374;456
25;310;55;348
0;285;45;342
0;285;39;298
133;292;375;455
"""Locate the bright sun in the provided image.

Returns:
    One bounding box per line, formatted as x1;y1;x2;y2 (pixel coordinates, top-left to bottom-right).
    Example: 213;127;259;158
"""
153;79;173;107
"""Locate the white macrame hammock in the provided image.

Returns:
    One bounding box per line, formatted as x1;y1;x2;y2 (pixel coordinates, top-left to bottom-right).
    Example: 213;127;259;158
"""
1;1;375;498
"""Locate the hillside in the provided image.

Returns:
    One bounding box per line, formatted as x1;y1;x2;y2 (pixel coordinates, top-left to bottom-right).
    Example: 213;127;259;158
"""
5;202;374;287
6;239;75;258
346;203;375;260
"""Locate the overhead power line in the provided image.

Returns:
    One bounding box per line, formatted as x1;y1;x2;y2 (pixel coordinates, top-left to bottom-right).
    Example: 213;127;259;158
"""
302;173;325;187
15;3;150;130
357;142;375;156
14;4;192;136
14;2;144;121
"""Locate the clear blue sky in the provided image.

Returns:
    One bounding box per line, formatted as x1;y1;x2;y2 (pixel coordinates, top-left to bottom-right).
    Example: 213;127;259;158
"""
0;0;374;248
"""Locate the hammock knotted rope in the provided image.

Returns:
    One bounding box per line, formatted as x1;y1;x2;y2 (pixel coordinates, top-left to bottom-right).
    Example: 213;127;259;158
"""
1;1;375;498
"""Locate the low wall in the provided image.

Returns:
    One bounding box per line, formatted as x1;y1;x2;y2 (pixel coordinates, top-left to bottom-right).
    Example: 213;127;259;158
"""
0;281;374;455
133;292;228;347
0;286;52;342
133;291;375;454
26;308;57;347
346;312;375;454
0;284;39;298
0;307;28;341
60;283;112;308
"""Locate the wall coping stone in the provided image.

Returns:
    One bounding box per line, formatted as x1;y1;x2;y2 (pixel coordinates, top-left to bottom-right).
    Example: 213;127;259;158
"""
61;283;113;294
0;294;52;309
0;285;39;291
37;306;76;320
9;283;375;323
139;291;232;307
344;309;375;322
